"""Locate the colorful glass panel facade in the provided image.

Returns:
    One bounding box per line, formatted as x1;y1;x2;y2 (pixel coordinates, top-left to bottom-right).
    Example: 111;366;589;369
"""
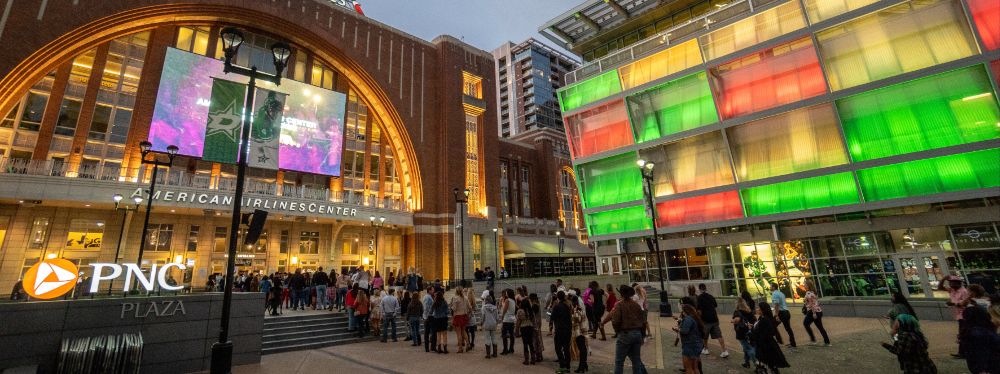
815;0;980;91
857;148;1000;201
741;172;860;217
577;152;643;209
565;99;634;158
625;72;718;143
710;37;827;119
637;131;735;196
586;205;650;236
967;0;1000;51
727;104;849;181
836;65;1000;162
656;190;743;227
618;39;703;90
558;70;622;112
699;1;807;61
802;0;880;24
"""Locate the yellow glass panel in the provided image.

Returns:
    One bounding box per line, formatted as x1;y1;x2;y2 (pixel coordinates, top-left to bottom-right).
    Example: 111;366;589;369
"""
699;1;807;61
802;0;879;24
815;0;979;91
619;39;704;90
637;131;735;196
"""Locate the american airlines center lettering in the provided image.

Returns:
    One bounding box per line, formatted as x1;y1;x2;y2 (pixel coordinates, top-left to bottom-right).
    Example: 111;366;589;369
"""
129;188;358;217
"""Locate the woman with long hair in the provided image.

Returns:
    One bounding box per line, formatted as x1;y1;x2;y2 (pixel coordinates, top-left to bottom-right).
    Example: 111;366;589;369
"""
500;288;517;355
588;281;607;340
465;287;478;351
354;289;371;338
888;291;917;322
449;285;470;352
432;291;450;353
731;297;757;368
570;294;589;373
753;303;790;373
406;291;423;346
370;288;383;337
675;304;704;374
481;295;500;358
528;293;545;362
881;314;937;373
516;298;537;365
803;280;830;346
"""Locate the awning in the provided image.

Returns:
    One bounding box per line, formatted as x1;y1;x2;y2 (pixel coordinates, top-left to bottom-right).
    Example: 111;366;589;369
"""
503;235;593;259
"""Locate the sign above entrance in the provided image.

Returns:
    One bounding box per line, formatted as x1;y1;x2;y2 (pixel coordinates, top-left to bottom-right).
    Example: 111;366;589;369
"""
128;188;358;217
23;259;79;299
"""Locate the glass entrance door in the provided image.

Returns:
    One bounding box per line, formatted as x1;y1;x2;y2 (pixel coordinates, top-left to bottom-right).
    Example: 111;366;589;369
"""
892;253;950;298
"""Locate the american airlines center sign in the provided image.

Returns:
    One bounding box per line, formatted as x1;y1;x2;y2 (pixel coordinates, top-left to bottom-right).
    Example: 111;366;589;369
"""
128;187;358;217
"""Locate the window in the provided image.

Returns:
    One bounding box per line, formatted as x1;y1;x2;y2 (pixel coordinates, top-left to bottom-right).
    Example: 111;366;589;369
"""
565;99;633;158
558;70;621;112
187;226;200;252
253;230;268;254
741;172;860;216
293;50;308;82
88;104;113;140
856;148;1000;202
299;231;320;254
176;26;211;55
1;102;16;128
618;39;702;90
577;153;643;208
109;108;131;144
465;114;482;215
279;229;290;253
520;166;532;216
54;99;82;136
472;234;482;270
802;0;879;24
146;224;173;252
17;92;48;131
726;104;849;181
835;65;1000;162
462;72;483;99
626;72;718;143
67;49;96;87
29;217;50;249
638;131;734;196
698;1;807;61
967;0;1000;51
586;206;649;236
815;0;979;91
65;219;105;250
213;227;228;253
311;62;336;89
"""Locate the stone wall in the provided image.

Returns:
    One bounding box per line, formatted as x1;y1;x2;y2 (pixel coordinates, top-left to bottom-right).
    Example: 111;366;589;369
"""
0;292;263;373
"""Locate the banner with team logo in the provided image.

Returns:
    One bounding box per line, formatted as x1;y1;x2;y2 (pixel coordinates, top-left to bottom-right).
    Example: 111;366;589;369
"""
249;88;287;170
202;78;246;164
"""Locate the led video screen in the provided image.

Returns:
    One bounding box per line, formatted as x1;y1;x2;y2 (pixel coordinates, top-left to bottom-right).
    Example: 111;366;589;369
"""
148;48;346;176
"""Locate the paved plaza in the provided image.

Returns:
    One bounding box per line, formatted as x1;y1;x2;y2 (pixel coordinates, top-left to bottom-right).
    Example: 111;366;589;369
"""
226;307;970;374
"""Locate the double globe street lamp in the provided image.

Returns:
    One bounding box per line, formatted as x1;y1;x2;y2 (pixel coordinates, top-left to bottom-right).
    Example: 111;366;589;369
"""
135;140;177;267
369;215;386;273
110;193;142;295
211;26;292;374
453;187;470;285
637;159;672;317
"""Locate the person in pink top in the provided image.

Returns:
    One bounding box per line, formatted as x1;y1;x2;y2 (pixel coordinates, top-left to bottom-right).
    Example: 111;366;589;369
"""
939;275;968;358
802;280;830;346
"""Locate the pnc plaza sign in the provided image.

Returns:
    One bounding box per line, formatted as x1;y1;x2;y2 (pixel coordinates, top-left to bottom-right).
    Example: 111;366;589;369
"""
23;258;187;300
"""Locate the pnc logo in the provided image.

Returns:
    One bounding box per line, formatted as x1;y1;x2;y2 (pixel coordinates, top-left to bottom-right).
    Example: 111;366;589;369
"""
23;258;79;299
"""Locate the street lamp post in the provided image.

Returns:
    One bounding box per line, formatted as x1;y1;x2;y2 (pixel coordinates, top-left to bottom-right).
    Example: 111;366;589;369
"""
135;141;177;266
637;159;672;317
492;228;499;279
111;193;143;295
452;187;469;285
556;230;564;274
211;26;291;374
369;215;385;275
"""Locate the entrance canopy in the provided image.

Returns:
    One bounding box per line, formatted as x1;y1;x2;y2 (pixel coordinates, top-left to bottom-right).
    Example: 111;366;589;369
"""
503;235;592;259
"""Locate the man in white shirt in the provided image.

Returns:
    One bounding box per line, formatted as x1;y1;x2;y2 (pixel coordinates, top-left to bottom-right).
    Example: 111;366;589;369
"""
380;288;401;342
352;265;371;290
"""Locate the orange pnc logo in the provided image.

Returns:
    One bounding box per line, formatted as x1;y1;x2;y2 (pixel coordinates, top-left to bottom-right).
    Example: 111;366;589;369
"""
23;258;79;299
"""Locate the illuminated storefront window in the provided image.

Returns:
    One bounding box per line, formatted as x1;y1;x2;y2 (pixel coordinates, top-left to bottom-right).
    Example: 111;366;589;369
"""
710;37;827;119
565;99;633;158
856;148;1000;202
815;0;980;91
741;172;860;217
586;205;650;236
698;1;807;61
727;104;849;181
576;152;643;208
638;131;734;196
558;70;622;112
618;39;703;90
65;219;105;250
625;72;718;143
835;65;1000;162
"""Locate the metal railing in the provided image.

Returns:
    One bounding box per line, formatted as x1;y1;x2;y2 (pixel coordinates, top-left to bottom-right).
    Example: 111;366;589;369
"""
0;157;409;212
564;0;780;85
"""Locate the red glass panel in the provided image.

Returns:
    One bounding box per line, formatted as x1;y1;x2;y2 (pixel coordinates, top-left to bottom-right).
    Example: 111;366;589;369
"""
968;0;1000;51
565;99;633;158
655;190;743;227
710;37;827;119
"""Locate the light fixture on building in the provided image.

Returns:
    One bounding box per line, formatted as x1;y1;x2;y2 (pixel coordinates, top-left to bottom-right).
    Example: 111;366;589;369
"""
46;253;57;259
363;257;370;265
290;256;299;265
175;255;183;263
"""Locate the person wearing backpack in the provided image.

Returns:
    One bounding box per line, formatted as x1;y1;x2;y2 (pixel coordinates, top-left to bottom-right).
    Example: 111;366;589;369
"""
481;295;500;358
732;297;757;369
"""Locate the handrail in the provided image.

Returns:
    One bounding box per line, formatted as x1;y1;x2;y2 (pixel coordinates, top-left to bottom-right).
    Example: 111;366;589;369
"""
0;157;410;212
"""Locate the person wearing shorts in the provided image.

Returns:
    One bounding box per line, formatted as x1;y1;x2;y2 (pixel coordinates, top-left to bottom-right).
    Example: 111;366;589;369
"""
697;283;729;358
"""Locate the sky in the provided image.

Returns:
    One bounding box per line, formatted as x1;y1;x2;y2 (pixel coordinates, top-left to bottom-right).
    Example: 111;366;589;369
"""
357;0;580;58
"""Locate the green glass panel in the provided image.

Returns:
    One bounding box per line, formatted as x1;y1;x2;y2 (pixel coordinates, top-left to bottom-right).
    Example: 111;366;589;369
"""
625;71;718;143
558;70;622;112
857;148;1000;202
586;205;651;236
836;65;1000;162
577;152;643;209
741;172;860;216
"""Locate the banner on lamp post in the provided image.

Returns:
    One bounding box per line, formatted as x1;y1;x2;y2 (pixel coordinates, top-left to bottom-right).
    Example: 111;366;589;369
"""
201;78;246;164
249;88;286;170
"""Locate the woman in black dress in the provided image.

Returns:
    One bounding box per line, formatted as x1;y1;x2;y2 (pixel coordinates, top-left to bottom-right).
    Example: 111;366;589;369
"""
753;303;790;373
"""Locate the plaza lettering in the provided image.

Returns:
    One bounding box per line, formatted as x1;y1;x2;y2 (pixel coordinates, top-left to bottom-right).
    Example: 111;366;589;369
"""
88;262;187;293
129;188;357;217
120;300;187;319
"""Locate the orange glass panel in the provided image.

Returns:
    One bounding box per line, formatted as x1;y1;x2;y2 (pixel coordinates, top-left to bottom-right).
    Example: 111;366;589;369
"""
565;99;633;158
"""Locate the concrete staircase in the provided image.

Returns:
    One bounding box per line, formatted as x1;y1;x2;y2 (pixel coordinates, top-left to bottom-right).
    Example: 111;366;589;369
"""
262;312;380;354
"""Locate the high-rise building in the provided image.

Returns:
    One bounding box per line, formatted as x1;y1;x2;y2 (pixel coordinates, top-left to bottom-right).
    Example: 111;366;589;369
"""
541;0;1000;307
492;39;579;138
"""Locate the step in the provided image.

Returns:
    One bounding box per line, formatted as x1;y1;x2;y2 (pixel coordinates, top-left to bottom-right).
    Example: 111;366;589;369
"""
264;321;349;333
263;315;347;327
262;331;360;346
262;327;351;341
261;336;379;355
